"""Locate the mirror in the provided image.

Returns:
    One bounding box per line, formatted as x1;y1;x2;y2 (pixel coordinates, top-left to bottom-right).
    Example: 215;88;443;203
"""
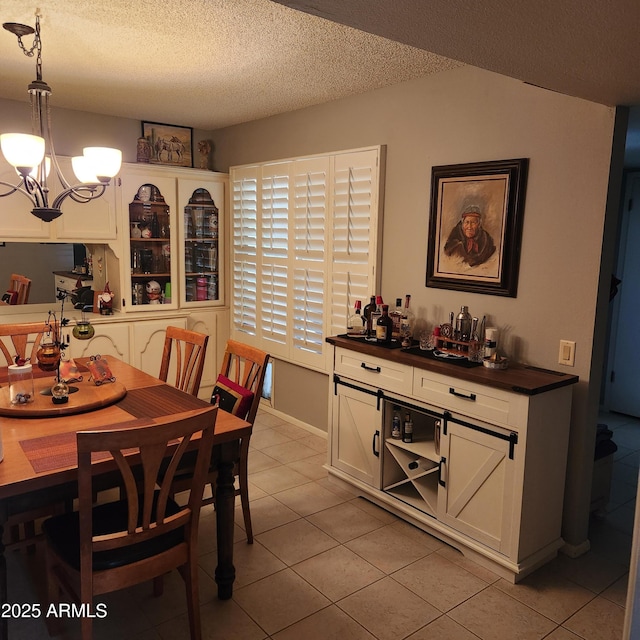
0;243;89;305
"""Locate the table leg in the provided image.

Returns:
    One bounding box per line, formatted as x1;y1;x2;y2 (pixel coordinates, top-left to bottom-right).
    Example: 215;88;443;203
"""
215;442;236;600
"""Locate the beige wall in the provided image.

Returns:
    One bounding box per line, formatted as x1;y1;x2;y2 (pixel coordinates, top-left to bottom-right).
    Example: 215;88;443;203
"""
210;65;622;550
0;64;624;550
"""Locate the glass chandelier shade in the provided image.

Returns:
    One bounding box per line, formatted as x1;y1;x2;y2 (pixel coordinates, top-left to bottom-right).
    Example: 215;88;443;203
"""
0;133;44;171
0;13;122;222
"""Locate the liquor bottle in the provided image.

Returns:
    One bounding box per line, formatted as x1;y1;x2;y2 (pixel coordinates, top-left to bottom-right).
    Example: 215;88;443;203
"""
402;411;413;443
376;304;393;343
400;294;415;345
391;406;402;439
371;295;384;332
390;297;403;340
363;295;376;337
347;301;364;335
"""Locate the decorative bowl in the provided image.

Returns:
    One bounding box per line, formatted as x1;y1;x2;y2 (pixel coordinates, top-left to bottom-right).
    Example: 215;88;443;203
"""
482;356;508;370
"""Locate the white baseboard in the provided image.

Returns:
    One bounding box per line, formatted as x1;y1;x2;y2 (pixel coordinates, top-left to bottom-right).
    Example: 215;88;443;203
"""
257;402;327;439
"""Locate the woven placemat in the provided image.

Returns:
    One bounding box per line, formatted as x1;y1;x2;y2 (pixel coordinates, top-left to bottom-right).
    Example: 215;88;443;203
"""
115;384;210;418
19;420;146;474
18;385;209;474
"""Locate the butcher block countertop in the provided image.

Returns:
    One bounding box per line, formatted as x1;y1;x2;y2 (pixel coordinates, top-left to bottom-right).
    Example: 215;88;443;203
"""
326;335;579;396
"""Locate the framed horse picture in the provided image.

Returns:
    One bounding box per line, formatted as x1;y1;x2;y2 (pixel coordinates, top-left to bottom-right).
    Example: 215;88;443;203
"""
141;121;193;168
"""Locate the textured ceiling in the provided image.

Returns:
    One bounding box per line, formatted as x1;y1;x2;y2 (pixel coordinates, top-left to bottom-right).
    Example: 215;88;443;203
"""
274;0;640;108
2;0;639;135
0;0;461;130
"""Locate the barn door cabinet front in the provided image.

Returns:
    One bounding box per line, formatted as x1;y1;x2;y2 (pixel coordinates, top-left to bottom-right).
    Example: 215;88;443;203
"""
326;336;577;583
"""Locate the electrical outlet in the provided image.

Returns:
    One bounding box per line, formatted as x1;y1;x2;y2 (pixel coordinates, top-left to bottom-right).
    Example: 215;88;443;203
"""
558;340;576;366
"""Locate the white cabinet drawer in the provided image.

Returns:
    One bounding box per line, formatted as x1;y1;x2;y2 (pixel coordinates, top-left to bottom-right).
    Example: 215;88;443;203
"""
412;368;524;427
55;275;93;293
335;347;412;395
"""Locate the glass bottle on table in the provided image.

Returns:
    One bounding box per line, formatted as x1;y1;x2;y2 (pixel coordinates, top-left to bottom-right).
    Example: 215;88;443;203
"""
400;294;415;346
363;295;376;337
347;300;364;336
390;297;403;340
375;304;393;344
370;296;384;333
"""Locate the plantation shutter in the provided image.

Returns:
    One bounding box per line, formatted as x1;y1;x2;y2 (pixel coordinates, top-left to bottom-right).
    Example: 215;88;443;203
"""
260;164;290;358
231;167;258;337
330;149;382;339
292;157;330;368
230;146;383;372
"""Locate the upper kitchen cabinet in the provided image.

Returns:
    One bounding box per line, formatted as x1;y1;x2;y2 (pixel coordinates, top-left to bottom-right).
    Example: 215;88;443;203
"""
178;176;226;308
0;155;118;241
0;156;50;239
116;163;227;313
53;156;118;241
118;166;179;312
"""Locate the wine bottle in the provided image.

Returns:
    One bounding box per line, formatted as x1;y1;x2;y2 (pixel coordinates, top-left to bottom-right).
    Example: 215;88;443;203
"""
391;406;402;439
371;295;384;332
375;304;393;344
402;411;413;443
363;295;376;337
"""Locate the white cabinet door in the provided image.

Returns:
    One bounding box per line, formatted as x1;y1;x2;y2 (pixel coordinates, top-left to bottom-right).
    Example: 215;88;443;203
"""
131;317;187;378
53;157;118;241
178;175;226;308
331;377;382;487
67;322;130;362
0;157;50;239
438;416;516;555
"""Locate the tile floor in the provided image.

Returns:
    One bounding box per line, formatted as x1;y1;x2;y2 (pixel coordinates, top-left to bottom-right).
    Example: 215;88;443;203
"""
5;408;640;639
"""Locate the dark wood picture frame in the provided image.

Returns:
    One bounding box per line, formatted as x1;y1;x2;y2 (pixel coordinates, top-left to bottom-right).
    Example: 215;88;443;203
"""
141;121;193;168
426;158;528;297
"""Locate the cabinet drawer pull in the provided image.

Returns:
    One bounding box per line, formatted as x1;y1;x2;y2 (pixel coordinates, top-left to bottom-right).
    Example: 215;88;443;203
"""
361;363;381;373
438;457;446;487
449;387;476;401
372;430;380;457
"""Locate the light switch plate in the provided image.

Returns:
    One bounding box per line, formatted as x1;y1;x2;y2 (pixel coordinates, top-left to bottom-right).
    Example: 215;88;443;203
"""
558;340;576;366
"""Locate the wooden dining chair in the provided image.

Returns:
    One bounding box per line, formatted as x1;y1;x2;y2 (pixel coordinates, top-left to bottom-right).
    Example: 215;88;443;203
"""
42;407;218;640
8;273;32;305
0;322;50;551
170;340;269;543
0;321;44;366
159;326;209;397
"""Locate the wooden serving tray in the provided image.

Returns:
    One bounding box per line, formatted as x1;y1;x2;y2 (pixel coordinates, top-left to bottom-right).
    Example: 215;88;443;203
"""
0;376;126;418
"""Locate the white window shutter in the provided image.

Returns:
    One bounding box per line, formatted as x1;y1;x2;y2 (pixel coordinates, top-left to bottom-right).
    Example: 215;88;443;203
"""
291;157;330;367
231;147;383;373
260;164;290;357
330;148;382;339
231;167;258;338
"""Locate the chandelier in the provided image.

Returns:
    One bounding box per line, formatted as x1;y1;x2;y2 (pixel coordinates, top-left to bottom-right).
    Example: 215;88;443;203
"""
0;12;122;222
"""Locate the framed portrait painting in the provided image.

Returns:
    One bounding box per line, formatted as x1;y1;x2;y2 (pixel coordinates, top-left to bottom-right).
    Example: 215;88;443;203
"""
426;158;528;297
141;121;193;168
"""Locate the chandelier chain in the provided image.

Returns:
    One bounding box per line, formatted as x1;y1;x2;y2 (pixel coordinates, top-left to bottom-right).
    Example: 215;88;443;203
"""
15;14;41;60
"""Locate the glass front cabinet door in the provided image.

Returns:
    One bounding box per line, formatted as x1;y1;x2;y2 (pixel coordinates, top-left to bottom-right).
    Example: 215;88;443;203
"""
178;177;225;307
118;169;178;312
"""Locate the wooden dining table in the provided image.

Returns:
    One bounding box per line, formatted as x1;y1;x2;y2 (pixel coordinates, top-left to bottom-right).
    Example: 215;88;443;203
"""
0;357;250;640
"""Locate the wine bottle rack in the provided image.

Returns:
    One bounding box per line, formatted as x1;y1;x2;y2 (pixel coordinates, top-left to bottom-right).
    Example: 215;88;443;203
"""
382;402;442;517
